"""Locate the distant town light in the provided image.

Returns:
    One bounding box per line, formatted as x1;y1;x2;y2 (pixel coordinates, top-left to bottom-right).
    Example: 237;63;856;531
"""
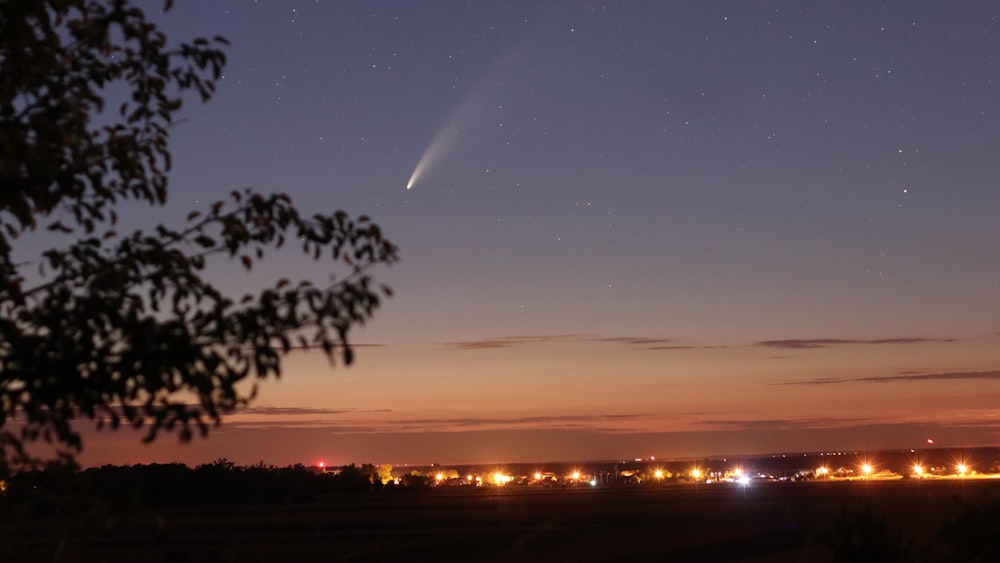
691;469;702;480
957;463;968;476
654;469;664;479
861;464;873;476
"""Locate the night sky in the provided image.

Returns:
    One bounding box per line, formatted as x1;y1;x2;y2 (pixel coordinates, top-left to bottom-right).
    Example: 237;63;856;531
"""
81;1;1000;467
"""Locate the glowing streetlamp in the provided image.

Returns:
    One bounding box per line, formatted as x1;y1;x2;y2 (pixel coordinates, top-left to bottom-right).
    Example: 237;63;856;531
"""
957;463;968;476
913;465;923;478
861;464;873;477
691;468;703;480
654;469;664;480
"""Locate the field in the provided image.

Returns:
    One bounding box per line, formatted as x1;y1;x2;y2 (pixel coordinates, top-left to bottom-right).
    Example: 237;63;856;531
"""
3;478;999;562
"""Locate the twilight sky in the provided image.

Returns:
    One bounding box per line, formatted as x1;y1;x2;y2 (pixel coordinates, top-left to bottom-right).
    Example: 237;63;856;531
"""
81;1;1000;467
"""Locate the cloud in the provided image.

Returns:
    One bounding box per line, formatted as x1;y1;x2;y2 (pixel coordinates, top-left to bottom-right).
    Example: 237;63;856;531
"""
448;334;582;350
226;421;388;432
448;334;714;351
279;342;383;350
777;370;1000;386
698;417;873;431
447;334;957;352
380;413;645;433
223;410;651;433
592;336;675;346
758;337;957;350
377;413;647;432
695;415;1000;440
237;406;352;416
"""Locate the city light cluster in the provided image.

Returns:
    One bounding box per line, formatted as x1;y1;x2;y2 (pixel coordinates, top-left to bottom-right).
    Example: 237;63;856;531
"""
317;451;999;491
420;458;989;489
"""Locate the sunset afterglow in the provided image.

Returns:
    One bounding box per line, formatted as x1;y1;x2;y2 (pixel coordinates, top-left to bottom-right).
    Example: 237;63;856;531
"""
61;1;1000;469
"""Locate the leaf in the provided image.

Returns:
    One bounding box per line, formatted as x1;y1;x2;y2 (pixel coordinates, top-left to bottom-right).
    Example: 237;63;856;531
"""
47;221;74;233
194;235;215;247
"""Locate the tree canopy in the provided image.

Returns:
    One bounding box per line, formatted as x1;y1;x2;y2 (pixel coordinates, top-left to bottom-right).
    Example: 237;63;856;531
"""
0;1;397;471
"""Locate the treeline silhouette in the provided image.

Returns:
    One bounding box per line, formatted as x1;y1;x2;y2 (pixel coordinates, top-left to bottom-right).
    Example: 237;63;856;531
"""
1;459;397;515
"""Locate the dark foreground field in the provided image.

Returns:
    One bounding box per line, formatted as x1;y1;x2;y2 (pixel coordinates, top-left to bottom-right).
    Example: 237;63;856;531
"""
3;478;999;562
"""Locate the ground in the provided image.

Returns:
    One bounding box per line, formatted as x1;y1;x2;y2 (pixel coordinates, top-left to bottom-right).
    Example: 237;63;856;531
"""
2;478;997;562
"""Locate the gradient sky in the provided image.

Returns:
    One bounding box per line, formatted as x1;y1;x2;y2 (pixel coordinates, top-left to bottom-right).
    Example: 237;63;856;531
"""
78;1;1000;467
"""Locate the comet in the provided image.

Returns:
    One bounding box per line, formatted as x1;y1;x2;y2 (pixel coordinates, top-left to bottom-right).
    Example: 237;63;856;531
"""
404;98;475;190
404;36;531;191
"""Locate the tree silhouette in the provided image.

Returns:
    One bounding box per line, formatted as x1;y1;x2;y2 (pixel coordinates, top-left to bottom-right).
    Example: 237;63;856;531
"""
0;1;397;471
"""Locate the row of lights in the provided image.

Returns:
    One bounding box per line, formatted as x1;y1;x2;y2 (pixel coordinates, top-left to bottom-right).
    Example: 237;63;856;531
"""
823;462;970;478
433;461;975;487
673;461;973;482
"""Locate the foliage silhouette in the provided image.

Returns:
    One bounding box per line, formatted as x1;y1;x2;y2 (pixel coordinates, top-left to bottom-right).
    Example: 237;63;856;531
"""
0;1;397;471
0;461;389;515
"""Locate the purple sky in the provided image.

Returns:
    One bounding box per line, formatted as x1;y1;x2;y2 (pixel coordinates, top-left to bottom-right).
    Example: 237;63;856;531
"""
74;1;1000;467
